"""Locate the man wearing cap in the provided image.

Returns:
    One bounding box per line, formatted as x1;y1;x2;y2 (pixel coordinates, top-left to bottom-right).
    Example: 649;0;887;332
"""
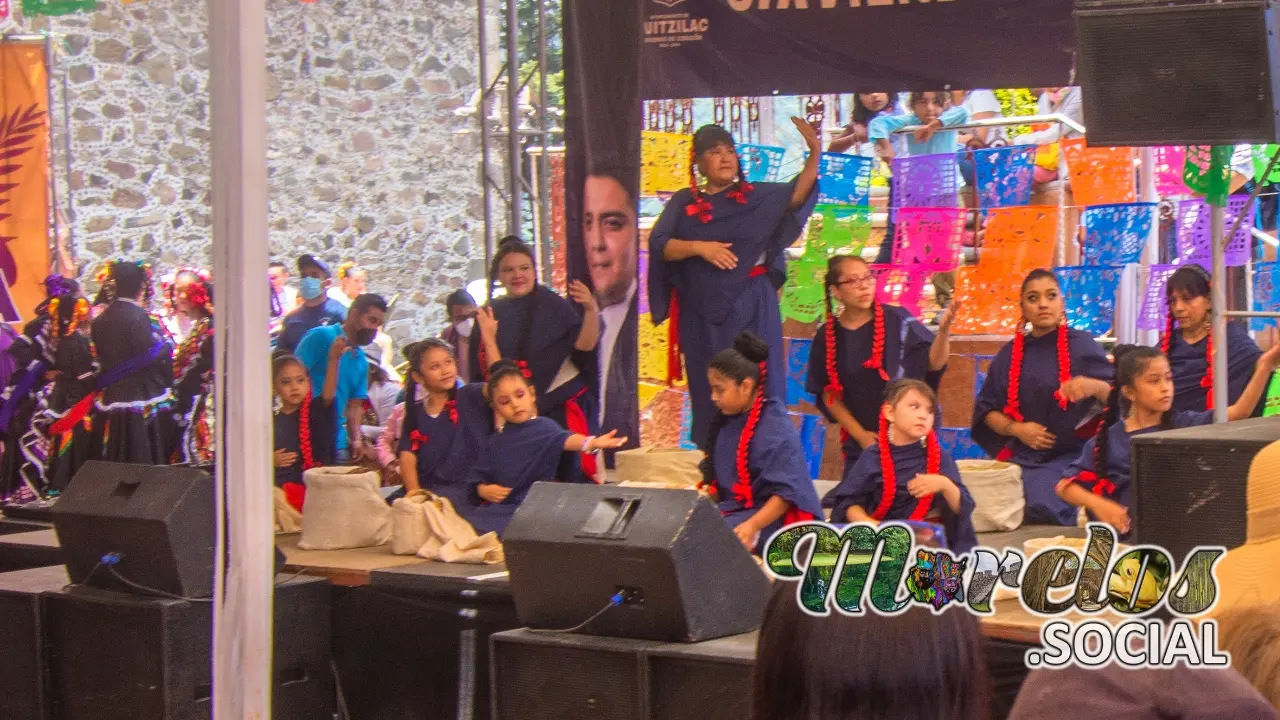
278;254;348;353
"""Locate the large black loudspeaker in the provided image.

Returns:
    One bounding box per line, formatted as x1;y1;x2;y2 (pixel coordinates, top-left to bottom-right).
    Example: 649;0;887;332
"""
0;566;69;720
53;461;214;598
1075;0;1280;146
502;483;770;642
1130;416;1280;560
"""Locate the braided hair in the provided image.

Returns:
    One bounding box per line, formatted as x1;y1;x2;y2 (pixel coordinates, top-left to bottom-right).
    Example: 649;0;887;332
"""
699;331;770;508
400;339;460;454
872;379;942;521
686;124;753;225
1005;269;1072;422
822;256;889;407
479;237;538;381
1078;345;1173;495
1162;264;1215;410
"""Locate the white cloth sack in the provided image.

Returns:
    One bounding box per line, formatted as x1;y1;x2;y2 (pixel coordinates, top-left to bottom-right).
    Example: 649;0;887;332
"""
297;467;392;550
417;493;504;565
273;486;302;534
614;447;704;488
958;460;1024;533
390;494;431;555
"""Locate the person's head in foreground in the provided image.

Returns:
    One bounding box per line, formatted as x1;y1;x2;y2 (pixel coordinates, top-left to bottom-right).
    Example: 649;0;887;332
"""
1218;604;1280;710
1009;662;1276;720
752;585;990;720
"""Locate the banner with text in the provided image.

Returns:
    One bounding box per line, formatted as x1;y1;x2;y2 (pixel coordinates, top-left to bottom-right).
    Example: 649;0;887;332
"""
564;0;644;460
640;0;1074;100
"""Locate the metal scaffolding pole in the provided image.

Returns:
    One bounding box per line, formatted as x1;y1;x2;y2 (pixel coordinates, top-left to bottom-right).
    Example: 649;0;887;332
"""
1211;204;1229;423
506;0;522;238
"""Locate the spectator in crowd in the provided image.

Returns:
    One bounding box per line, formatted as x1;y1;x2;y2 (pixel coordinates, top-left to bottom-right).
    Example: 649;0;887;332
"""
828;92;900;157
1009;664;1275;720
278;255;347;354
1217;603;1280;709
295;293;386;462
753;585;990;720
269;261;298;315
360;344;402;446
330;261;367;308
441;289;479;382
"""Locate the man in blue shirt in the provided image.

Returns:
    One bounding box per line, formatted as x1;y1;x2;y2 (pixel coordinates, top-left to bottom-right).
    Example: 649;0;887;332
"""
295;293;387;462
278;254;348;353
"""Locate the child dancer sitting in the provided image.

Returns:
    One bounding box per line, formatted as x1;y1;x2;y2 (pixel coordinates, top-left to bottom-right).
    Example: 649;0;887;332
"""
700;332;824;554
273;349;339;509
396;339;491;511
1056;342;1280;536
465;359;628;538
827;379;977;554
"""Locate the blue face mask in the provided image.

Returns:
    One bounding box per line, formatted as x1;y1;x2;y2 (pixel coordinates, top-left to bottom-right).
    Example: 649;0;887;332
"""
299;276;324;300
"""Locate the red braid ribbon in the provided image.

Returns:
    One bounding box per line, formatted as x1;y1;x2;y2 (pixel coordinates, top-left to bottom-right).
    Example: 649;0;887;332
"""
870;416;896;521
725;181;754;205
1161;313;1173;355
1071;470;1117;497
408;430;429;453
863;302;890;382
446;399;458;425
667;289;683;386
823;313;844;406
1202;330;1214;410
1051;323;1072;410
910;431;943;521
1003;330;1026;422
299;395;317;470
282;482;306;513
565;387;600;481
733;362;767;509
687;148;714;223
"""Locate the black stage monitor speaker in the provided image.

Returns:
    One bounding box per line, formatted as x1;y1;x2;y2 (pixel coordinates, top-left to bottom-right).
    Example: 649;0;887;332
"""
52;461;214;598
502;483;771;643
1075;0;1280;146
1130;416;1280;561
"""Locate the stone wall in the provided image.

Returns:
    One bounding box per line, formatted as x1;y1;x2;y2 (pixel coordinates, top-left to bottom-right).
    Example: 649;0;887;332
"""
1;0;484;343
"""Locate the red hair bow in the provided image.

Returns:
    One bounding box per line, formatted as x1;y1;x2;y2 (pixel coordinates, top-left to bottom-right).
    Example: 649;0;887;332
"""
516;360;533;380
725;183;754;204
685;199;713;224
409;430;429;452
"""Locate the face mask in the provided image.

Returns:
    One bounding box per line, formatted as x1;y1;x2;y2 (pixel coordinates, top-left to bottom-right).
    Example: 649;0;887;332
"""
454;318;474;337
299;277;324;300
351;327;377;347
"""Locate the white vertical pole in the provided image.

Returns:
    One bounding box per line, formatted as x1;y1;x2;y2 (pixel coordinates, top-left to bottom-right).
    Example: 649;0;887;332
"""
208;0;274;717
1212;204;1229;423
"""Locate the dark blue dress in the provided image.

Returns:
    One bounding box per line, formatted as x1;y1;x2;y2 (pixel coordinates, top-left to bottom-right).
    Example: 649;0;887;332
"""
1061;409;1213;536
397;383;491;512
709;399;824;553
466;285;598;438
1167;322;1261;415
805;305;944;487
648;181;818;449
971;328;1114;526
827;440;978;555
465;416;576;538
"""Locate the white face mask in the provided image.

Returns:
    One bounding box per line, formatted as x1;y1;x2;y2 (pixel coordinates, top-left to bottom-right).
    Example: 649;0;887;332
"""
455;317;475;337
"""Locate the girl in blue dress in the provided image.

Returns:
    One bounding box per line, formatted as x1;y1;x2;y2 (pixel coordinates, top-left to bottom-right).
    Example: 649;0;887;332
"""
699;332;823;553
648;119;821;449
970;269;1114;526
827;379;977;555
1162;264;1262;414
1056;343;1280;536
465;360;627;538
396;339;492;512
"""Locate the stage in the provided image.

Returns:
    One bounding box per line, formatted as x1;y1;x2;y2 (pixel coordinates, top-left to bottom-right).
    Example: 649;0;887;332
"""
0;516;1084;719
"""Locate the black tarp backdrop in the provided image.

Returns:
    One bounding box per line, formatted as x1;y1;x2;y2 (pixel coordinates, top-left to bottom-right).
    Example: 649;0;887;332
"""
564;0;644;464
640;0;1075;99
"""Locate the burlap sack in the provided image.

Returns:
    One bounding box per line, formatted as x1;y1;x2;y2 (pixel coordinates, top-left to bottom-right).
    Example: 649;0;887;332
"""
613;447;704;487
418;494;504;565
390;493;431;555
958;460;1025;533
297;467;392;550
273;486;302;534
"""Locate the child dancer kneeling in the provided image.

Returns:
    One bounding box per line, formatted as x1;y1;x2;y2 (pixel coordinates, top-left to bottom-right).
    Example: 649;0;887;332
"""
466;360;628;538
827;379;977;554
1057;342;1280;536
700;332;823;554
